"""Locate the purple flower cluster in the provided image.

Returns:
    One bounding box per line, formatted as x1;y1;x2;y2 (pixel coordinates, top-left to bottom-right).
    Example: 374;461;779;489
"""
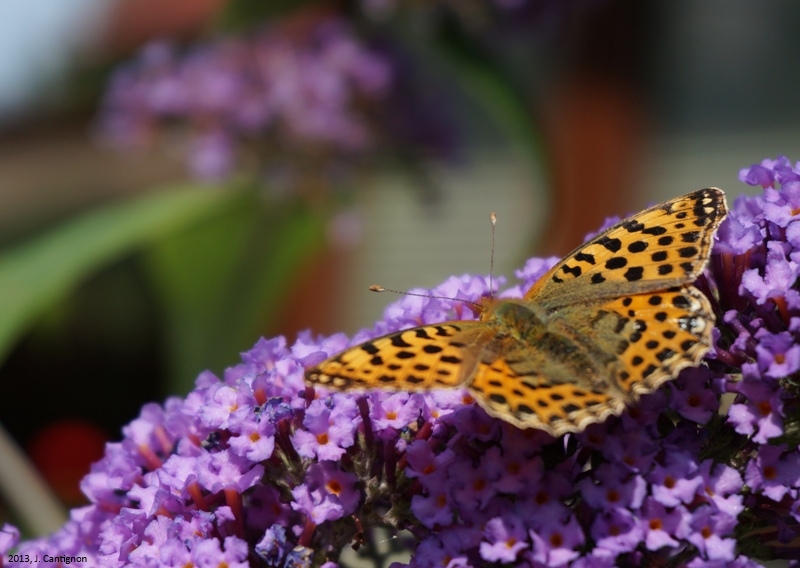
5;159;800;566
96;18;391;183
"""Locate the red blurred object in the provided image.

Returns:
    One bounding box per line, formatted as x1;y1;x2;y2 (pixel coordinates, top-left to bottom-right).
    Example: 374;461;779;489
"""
27;420;108;505
100;0;227;55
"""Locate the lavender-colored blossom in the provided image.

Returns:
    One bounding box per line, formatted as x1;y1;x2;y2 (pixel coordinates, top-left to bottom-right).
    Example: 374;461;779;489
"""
291;396;358;460
196;449;264;494
647;451;703;507
405;440;456;483
678;506;737;562
591;508;643;555
755;328;800;377
745;444;800;502
697;461;745;519
290;462;360;524
0;524;20;555
255;525;291;564
369;391;424;431
668;367;719;424
478;516;528;562
640;497;684;551
410;475;455;529
715;211;764;255
740;241;800;308
598;429;658;473
527;514;584;566
580;463;646;510
97;19;391;184
449;457;499;511
727;376;784;443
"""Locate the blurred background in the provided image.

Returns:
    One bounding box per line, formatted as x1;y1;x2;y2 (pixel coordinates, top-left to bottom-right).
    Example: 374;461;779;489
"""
1;0;800;535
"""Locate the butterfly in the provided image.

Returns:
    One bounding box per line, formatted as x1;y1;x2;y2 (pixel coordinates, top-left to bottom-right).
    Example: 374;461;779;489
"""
306;188;728;436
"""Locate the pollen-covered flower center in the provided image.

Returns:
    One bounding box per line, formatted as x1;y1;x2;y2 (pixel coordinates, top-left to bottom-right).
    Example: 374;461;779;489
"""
649;519;663;531
327;480;343;495
249;432;260;442
317;433;329;444
664;475;676;489
550;533;564;547
386;410;398;420
763;465;777;480
757;401;772;416
774;353;786;364
701;525;713;539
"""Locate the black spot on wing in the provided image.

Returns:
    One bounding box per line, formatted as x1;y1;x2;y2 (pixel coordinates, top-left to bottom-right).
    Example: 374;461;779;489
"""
391;335;412;348
656;348;675;362
624;267;644;281
673;295;691;309
598;236;622;252
642;225;667;235
606;257;628;270
624;220;645;232
489;393;507;405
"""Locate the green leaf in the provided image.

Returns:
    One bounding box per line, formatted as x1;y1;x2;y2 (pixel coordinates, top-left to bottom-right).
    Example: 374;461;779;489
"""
0;184;240;366
217;0;312;31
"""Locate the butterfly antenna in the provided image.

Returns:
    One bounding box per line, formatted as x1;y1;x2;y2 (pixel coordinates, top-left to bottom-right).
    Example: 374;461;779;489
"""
369;285;483;313
489;211;497;299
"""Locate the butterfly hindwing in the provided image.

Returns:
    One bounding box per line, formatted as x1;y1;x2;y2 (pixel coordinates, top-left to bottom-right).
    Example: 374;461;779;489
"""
466;354;626;436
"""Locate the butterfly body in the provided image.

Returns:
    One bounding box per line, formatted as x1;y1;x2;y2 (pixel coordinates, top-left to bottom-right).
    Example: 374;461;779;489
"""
307;189;728;436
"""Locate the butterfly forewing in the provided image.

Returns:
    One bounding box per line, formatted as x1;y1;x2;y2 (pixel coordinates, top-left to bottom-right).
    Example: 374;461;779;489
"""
307;322;495;391
524;188;727;309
